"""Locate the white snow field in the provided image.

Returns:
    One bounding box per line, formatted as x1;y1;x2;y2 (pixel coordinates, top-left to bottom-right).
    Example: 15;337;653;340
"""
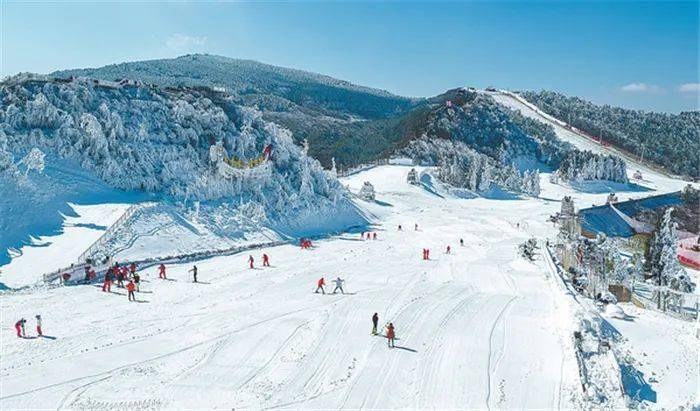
3;164;698;409
2;164;588;409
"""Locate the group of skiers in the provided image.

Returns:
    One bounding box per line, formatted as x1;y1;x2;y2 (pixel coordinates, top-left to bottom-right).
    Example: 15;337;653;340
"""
248;254;270;269
14;315;42;338
371;313;396;348
361;232;378;240
102;262;142;302
315;276;345;294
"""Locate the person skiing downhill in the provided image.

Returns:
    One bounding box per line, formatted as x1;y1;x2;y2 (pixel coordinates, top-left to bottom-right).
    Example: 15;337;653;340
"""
102;269;113;292
372;313;379;335
189;265;198;283
158;264;167;279
126;280;136;302
262;254;270;267
332;277;345;294
386;323;396;348
15;318;26;338
248;255;254;269
315;277;326;294
35;315;42;336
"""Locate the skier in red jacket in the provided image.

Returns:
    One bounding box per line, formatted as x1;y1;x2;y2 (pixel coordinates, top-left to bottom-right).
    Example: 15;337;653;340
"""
158;264;167;279
373;232;377;240
129;263;137;275
248;255;254;269
102;269;113;292
315;277;326;294
262;254;270;267
446;245;451;254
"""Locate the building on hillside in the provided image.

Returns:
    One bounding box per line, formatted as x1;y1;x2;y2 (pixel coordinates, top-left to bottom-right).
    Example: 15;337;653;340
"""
578;192;684;239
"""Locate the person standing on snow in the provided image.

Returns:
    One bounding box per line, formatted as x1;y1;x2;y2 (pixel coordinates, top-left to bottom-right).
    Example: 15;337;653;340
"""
446;245;451;254
263;254;270;267
373;233;377;240
133;272;141;291
102;269;113;292
332;277;345;294
414;223;418;231
117;267;126;288
425;249;430;260
15;318;26;338
129;263;137;275
372;313;379;335
367;233;372;240
398;225;402;231
189;265;198;283
315;277;326;294
126;280;136;302
35;315;42;337
386;323;396;348
248;255;254;269
158;263;167;279
460;238;464;247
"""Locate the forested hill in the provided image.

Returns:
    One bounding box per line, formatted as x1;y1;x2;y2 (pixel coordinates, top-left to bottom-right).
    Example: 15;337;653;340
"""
521;91;700;178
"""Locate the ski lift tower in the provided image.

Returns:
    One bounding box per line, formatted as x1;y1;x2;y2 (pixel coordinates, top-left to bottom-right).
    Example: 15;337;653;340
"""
558;196;580;240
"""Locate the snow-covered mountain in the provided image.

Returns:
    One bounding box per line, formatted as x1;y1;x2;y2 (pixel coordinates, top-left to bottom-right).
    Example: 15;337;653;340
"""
0;74;367;267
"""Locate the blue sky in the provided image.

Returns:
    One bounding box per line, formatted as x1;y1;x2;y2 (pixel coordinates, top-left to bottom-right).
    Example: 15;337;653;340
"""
2;1;698;112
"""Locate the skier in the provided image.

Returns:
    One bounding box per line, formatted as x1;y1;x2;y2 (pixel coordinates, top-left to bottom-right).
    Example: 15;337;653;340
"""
102;269;113;292
361;232;365;240
189;265;198;283
84;266;91;283
126;280;136;302
367;232;372;240
262;254;270;267
315;277;326;294
398;224;402;231
371;313;379;335
15;318;26;338
414;223;418;231
133;272;141;291
129;262;137;275
386;323;396;348
460;238;464;247
446;245;451;254
248;255;254;269
426;249;430;260
117;267;126;288
373;233;377;240
158;263;167;279
332;277;345;294
35;315;42;336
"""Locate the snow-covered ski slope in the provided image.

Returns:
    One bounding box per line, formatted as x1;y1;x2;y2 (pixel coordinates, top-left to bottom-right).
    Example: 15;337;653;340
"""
2;165;585;409
486;90;689;193
2;165;697;409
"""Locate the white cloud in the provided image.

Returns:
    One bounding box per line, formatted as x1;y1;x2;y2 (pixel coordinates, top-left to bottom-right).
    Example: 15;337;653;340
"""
166;33;207;50
678;83;700;93
618;83;664;94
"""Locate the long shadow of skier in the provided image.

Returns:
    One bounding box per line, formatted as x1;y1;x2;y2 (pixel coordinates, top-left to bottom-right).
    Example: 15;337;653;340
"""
40;335;57;340
393;346;417;353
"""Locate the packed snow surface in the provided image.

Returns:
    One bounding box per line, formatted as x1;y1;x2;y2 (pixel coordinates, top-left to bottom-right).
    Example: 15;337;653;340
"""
2;165;585;409
1;165;697;408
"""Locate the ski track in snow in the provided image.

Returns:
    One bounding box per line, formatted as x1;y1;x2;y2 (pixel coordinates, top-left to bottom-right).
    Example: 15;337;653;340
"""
2;162;695;409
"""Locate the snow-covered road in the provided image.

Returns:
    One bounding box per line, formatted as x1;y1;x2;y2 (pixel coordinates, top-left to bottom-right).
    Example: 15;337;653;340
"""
1;166;585;409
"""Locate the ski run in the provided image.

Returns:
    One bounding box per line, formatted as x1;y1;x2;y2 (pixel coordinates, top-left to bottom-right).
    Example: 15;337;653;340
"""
2;157;698;409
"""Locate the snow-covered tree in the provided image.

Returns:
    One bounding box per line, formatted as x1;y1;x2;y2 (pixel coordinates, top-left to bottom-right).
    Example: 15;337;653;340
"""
19;148;45;175
648;208;694;293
